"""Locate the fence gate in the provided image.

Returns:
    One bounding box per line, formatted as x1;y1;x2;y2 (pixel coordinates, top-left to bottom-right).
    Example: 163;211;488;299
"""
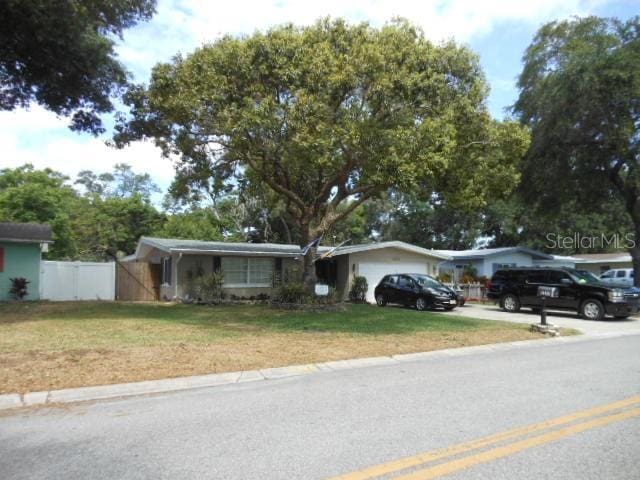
116;262;161;301
41;261;116;301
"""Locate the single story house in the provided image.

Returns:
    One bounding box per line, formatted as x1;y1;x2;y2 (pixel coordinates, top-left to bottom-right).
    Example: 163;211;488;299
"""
130;237;451;302
436;246;557;280
571;252;632;275
0;222;53;301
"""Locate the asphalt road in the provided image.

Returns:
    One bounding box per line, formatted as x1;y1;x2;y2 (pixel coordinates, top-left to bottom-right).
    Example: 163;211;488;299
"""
1;335;639;480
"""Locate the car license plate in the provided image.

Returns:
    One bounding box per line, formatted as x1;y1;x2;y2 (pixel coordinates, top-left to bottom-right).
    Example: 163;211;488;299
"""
449;299;457;305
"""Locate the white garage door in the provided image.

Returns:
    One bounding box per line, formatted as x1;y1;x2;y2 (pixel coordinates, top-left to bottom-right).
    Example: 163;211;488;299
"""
358;261;428;302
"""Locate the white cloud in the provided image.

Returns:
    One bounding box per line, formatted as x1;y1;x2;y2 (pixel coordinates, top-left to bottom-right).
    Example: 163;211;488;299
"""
1;0;612;199
0;107;175;195
117;0;608;82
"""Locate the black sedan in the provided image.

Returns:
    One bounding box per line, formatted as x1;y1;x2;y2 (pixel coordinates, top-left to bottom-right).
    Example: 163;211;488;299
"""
374;273;458;311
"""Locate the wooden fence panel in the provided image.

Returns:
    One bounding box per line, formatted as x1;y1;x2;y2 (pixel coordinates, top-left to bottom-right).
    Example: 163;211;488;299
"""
116;262;161;301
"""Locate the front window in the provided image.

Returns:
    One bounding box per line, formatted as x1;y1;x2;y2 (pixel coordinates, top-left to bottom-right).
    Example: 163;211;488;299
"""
221;257;274;287
493;263;516;274
411;274;443;289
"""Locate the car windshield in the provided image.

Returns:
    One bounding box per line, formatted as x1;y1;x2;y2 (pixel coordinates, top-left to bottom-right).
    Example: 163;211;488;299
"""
569;269;601;284
411;275;443;288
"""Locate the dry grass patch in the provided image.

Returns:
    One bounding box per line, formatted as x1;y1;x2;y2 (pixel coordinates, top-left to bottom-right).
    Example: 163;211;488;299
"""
0;301;549;393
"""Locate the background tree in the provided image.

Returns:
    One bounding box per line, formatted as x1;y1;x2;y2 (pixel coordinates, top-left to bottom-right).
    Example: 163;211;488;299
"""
116;19;527;288
366;192;484;249
0;165;78;258
76;163;160;200
73;164;163;258
0;0;156;133
514;16;640;284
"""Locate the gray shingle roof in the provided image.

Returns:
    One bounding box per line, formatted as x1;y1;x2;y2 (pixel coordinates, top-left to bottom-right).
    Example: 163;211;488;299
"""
138;237;450;260
0;222;53;243
140;237;323;256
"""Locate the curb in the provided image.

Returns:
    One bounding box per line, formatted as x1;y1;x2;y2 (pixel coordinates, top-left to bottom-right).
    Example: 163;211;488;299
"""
2;331;639;412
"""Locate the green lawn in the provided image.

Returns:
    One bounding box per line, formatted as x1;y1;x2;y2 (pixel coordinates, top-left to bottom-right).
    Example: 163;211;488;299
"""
0;301;548;393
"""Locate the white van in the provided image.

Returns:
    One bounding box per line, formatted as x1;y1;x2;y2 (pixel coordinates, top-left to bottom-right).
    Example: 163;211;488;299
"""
599;268;634;286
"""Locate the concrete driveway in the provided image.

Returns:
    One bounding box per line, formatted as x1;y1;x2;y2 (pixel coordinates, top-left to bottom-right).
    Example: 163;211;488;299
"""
454;302;640;336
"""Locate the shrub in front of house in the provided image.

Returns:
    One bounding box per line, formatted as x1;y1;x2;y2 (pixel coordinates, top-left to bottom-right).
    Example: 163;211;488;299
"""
9;277;30;300
349;276;368;303
274;282;313;304
193;271;225;303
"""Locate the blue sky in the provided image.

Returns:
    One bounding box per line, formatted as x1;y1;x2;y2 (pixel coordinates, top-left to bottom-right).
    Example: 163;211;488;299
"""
1;0;637;200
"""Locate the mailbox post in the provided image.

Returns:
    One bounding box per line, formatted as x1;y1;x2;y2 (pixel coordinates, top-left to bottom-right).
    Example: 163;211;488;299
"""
536;286;559;326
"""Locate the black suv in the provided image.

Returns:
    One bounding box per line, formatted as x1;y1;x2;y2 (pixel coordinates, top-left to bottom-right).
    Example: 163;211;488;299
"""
374;274;458;311
487;267;640;320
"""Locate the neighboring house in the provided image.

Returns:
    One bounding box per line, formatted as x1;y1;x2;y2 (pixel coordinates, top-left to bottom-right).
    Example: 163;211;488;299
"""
130;237;451;302
436;247;556;280
571;252;632;275
0;222;53;301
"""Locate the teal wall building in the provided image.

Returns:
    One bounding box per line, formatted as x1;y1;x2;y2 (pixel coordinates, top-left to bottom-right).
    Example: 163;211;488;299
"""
0;223;52;301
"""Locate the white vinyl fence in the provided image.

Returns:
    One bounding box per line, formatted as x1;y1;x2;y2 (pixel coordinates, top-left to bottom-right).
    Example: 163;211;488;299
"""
445;283;487;301
40;261;115;301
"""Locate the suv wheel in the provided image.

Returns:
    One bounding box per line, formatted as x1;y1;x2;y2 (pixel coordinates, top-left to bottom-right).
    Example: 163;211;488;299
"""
581;299;605;321
375;294;387;307
501;294;521;313
416;297;428;311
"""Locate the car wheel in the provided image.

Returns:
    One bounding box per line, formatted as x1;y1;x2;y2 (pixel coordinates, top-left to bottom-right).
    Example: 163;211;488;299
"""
416;297;429;311
375;294;387;307
580;299;605;321
501;294;521;313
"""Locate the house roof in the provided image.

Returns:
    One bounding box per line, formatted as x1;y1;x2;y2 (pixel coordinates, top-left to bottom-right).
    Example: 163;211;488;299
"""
136;237;451;260
0;222;53;244
572;252;632;264
324;241;451;260
435;246;554;261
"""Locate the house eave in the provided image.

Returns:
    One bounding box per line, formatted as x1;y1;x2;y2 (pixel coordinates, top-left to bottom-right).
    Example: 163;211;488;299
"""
0;237;54;244
170;248;301;258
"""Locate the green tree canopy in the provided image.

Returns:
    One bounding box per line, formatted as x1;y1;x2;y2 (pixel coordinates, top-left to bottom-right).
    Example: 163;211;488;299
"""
513;16;640;283
75;163;160;200
0;165;78;257
116;18;527;285
0;0;156;133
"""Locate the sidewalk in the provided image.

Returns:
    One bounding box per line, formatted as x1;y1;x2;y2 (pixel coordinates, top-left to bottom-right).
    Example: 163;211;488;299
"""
2;329;639;412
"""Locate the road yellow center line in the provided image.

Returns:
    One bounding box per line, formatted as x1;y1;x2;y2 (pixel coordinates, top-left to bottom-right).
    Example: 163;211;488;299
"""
328;395;640;480
394;407;640;480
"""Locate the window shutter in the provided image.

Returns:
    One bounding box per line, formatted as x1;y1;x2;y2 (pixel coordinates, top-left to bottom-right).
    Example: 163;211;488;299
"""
213;256;221;272
0;247;4;272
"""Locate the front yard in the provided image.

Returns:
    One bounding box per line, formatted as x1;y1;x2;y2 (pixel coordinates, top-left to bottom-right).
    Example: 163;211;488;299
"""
1;302;547;394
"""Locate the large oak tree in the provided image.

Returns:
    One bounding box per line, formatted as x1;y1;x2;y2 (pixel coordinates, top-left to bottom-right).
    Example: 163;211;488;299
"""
514;16;640;285
0;0;156;134
116;18;527;287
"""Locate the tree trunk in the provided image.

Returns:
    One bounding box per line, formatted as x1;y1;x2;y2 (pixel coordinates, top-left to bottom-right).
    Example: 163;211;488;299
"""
301;249;317;292
280;216;292;244
299;224;317;293
631;223;640;288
